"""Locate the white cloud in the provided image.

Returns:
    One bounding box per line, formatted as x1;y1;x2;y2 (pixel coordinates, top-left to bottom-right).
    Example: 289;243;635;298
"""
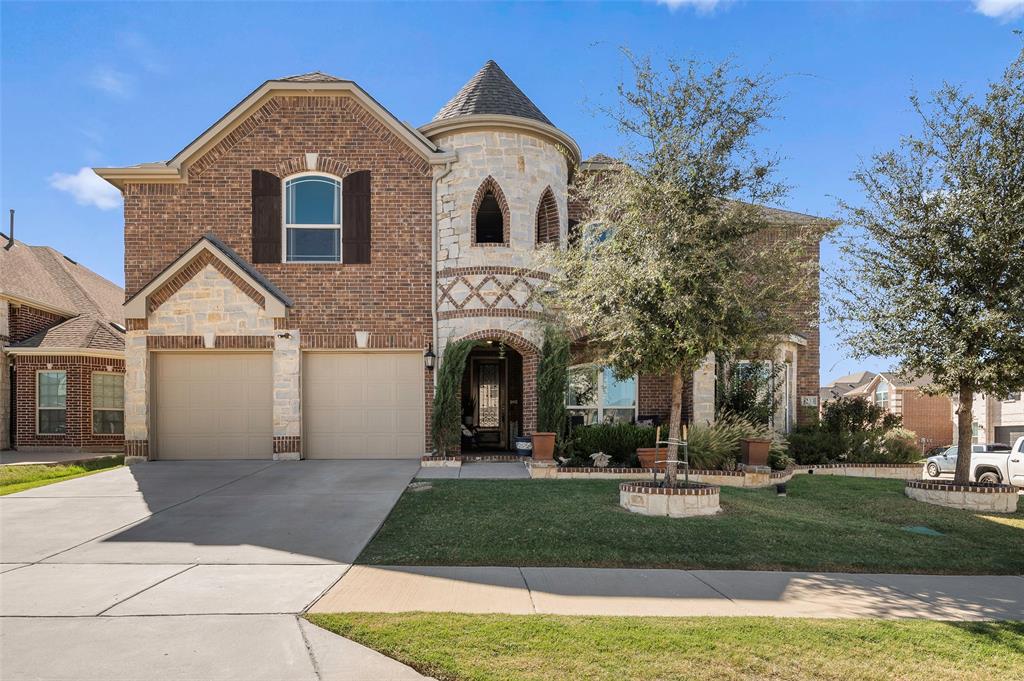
49;168;121;210
87;66;132;97
974;0;1024;20
657;0;728;14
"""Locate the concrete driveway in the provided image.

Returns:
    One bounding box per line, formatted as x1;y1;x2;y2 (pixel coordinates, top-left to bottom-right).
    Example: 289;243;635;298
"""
0;460;426;680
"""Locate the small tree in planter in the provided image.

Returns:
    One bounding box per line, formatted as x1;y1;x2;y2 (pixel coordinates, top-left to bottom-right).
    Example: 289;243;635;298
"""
549;51;832;486
431;339;478;458
534;325;570;460
830;46;1024;485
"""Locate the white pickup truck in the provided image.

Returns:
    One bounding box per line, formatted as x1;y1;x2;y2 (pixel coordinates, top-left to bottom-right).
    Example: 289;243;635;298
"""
971;436;1024;487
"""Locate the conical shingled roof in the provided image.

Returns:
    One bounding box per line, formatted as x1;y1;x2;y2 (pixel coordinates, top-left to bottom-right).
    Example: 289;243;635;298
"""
433;60;553;126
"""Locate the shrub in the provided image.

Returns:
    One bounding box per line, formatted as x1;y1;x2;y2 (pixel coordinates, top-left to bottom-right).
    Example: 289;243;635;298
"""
569;422;656;466
688;412;789;470
431;339;478;457
536;326;569;441
787;411;920;466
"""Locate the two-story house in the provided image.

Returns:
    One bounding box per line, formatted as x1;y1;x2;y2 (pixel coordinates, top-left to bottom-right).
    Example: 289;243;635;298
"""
95;61;822;463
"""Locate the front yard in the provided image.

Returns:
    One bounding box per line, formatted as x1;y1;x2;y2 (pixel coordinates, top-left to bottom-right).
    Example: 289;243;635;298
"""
307;613;1024;681
359;476;1024;574
0;456;124;496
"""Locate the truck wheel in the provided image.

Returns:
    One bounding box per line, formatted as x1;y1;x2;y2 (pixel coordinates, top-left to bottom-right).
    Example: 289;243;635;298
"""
926;462;940;478
977;471;1001;484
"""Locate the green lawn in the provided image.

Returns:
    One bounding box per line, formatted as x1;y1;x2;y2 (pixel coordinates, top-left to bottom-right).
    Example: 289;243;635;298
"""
307;612;1024;681
0;456;124;495
358;476;1024;574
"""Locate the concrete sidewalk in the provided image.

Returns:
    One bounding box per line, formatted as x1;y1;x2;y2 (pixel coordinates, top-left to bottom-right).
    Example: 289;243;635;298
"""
416;462;530;479
311;565;1024;621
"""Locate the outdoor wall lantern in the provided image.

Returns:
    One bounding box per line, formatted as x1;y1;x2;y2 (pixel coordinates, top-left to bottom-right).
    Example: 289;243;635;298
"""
424;343;436;371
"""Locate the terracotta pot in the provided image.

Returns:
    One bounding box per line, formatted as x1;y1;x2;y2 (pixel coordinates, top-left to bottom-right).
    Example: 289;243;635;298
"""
531;432;556;461
741;438;772;467
636;447;665;471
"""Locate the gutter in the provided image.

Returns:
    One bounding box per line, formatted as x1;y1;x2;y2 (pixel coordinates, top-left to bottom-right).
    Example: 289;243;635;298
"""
431;156;456;386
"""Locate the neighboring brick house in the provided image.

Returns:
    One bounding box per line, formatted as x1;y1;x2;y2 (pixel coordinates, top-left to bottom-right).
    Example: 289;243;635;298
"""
1;234;125;452
95;61;823;462
845;372;954;451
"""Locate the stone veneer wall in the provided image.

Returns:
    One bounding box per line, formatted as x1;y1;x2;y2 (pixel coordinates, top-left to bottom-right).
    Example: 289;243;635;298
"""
126;263;301;460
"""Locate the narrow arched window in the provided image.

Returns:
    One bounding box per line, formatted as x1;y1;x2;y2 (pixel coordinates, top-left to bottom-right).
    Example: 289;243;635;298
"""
535;187;559;246
283;173;341;262
472;177;509;246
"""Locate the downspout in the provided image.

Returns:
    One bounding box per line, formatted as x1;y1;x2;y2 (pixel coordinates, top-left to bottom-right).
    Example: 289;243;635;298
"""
431;158;455;387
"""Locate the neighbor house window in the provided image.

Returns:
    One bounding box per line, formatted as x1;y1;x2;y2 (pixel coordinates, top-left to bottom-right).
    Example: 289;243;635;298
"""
284;174;341;262
92;372;124;435
566;365;637;425
37;370;67;435
874;381;889;410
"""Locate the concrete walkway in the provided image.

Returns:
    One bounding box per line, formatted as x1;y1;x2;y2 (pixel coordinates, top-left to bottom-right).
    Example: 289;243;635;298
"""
311;565;1024;621
416;462;530;479
1;460;428;680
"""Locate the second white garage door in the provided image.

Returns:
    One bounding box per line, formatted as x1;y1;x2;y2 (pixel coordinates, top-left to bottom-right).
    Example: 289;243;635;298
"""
303;352;425;459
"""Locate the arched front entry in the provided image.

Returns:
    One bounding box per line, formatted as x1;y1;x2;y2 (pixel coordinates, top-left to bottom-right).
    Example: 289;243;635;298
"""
454;330;539;452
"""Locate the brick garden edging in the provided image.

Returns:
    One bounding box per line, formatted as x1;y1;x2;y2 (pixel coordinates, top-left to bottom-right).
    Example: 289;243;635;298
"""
905;479;1019;513
619;481;721;517
794;463;923;480
528;463;794;488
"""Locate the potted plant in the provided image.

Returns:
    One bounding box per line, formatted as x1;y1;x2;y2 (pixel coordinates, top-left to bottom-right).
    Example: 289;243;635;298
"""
534;326;569;462
636;444;662;470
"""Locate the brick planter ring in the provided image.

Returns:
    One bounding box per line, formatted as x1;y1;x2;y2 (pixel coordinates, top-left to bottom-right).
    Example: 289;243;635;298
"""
620;481;721;518
905;479;1019;514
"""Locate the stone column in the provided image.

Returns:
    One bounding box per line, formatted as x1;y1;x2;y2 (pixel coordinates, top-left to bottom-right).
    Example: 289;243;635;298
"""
691;352;716;426
123;331;150;463
272;331;301;460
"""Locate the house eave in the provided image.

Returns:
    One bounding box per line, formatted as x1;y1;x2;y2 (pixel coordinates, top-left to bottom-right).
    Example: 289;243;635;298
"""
419;114;582;167
4;347;124;359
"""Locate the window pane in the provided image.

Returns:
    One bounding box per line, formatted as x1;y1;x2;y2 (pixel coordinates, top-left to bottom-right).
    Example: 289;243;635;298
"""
39;409;66;434
38;371;66;409
286;176;340;225
92;374;124;410
567;408;599;426
567;367;598;407
286;228;340;262
602;368;636;407
602;408;635;424
93;409;124;434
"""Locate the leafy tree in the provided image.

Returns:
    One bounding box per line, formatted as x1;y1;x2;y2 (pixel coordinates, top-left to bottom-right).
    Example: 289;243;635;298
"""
831;46;1024;484
820;396;901;434
548;51;831;486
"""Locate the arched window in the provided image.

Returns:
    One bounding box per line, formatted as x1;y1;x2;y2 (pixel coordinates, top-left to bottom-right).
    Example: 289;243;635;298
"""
283;173;341;262
472;177;509;245
535;187;559;246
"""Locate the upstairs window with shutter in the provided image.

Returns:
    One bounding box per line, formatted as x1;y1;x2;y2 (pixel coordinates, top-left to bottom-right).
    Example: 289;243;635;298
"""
283;173;342;263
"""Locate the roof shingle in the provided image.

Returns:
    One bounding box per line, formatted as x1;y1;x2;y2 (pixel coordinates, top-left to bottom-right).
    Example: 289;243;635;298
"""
433;60;553;126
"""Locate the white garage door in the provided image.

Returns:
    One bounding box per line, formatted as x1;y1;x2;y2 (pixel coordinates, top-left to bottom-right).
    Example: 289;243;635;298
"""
154;352;273;460
304;352;424;459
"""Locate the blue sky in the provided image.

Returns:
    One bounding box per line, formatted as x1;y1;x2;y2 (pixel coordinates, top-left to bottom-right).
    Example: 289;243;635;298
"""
2;0;1021;384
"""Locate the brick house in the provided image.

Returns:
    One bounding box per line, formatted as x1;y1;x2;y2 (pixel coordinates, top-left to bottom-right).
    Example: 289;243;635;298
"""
845;372;954;451
94;61;823;463
1;235;126;452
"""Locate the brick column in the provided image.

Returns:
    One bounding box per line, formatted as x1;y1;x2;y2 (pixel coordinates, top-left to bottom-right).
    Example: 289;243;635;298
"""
691;352;716;426
272;330;301;460
123;330;150;463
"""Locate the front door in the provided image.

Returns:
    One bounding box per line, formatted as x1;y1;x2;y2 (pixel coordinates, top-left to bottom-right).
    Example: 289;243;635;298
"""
473;358;506;449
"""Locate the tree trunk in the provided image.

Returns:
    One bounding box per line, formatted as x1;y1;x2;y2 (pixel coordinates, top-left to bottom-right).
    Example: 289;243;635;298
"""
665;365;685;487
954;379;974;484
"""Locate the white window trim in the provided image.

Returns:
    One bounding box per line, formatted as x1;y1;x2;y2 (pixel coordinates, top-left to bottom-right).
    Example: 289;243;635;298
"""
36;369;67;436
281;171;343;264
91;371;124;436
566;363;639;423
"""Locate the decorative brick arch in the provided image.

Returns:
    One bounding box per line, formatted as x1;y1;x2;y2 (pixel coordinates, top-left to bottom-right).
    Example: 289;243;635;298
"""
276;155;351;178
454;329;539;437
471;176;510;246
535;186;560;246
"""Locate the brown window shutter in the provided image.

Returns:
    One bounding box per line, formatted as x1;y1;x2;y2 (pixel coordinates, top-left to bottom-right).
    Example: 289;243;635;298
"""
251;170;281;263
342;170;371;263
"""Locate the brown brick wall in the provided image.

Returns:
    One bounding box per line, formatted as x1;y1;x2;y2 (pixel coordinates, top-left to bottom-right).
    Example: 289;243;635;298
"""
13;355;125;450
9;305;66;344
899;389;954;451
123;94;433;344
638;373;694;425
